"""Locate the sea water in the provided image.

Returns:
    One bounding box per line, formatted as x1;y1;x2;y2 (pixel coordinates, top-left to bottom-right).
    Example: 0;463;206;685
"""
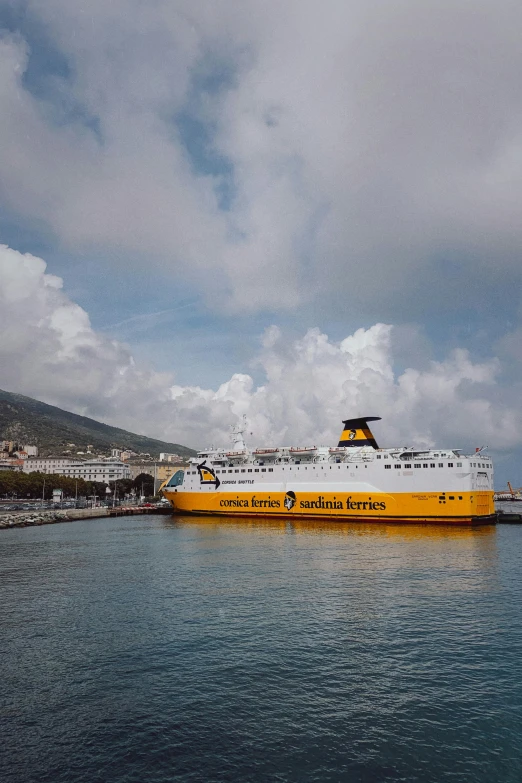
1;515;521;782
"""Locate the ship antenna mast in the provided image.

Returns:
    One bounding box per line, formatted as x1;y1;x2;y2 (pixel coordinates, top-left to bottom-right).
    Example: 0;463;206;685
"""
230;415;248;451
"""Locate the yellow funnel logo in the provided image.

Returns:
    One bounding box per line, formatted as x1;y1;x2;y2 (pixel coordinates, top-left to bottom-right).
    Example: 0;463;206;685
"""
337;417;381;448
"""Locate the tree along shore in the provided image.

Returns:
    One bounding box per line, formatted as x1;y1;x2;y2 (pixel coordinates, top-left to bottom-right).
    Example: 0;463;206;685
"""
0;470;155;501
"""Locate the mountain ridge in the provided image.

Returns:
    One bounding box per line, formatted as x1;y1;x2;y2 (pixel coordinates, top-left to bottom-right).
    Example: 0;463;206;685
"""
0;388;196;459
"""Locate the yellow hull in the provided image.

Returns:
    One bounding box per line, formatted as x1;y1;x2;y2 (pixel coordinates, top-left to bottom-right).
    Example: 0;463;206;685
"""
163;489;496;525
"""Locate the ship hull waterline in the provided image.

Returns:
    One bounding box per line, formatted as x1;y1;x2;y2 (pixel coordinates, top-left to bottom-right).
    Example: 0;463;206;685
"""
163;489;496;526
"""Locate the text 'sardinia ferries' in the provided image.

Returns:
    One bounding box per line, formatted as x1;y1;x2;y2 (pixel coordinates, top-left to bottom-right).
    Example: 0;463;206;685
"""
162;417;495;525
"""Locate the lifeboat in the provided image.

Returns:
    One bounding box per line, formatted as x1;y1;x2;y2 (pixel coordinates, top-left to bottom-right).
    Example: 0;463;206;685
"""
329;447;346;454
253;448;279;460
226;450;247;461
289;446;317;456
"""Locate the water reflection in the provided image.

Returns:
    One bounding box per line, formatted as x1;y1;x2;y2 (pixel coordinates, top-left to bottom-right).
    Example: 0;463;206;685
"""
165;514;499;593
167;512;496;541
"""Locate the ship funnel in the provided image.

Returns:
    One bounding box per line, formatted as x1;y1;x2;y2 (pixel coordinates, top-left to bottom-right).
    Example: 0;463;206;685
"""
338;417;381;449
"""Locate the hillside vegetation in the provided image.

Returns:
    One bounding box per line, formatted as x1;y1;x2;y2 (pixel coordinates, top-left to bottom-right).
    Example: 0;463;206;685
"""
0;389;196;459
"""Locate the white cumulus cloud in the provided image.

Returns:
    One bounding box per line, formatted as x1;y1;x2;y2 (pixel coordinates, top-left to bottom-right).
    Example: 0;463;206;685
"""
0;244;520;456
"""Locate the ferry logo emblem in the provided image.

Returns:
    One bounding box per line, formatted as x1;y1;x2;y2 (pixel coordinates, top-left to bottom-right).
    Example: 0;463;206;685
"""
348;429;357;440
284;490;296;510
197;461;220;489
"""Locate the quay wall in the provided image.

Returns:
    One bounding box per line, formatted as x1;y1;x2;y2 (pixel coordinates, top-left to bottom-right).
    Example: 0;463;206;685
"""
0;506;171;530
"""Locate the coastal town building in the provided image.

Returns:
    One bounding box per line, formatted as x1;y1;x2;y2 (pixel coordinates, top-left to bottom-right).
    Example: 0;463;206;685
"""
159;452;183;463
61;459;131;483
128;463;182;482
23;457;83;474
1;442;38;456
0;459;24;471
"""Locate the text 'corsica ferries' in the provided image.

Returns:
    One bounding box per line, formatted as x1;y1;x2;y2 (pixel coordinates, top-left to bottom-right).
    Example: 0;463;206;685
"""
162;417;495;525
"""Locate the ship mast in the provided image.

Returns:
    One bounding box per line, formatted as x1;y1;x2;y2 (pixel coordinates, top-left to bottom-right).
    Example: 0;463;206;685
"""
230;415;248;451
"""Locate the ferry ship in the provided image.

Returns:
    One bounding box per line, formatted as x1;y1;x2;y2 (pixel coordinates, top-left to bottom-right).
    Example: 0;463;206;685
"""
162;417;495;524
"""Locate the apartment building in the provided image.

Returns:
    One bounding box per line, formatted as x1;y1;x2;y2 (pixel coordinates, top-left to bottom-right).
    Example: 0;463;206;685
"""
61;459;131;483
23;457;83;475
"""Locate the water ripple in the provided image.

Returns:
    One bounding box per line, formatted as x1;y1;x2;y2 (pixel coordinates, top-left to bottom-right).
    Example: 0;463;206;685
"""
1;516;521;782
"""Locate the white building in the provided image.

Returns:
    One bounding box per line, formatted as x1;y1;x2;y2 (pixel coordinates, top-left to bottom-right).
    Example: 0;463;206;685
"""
23;457;83;475
159;452;183;463
61;459;131;483
23;445;38;457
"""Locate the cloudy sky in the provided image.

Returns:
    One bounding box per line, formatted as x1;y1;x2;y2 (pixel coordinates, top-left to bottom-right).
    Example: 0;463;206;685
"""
1;0;521;484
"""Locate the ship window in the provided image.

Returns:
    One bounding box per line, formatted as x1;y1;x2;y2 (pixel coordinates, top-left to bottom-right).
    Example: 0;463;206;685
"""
376;455;381;459
394;464;400;469
248;469;252;473
241;469;245;473
228;470;233;473
423;463;428;468
404;462;411;467
415;464;421;468
449;496;455;500
261;468;266;472
234;469;239;473
384;455;388;459
448;463;453;468
438;463;443;468
254;469;259;472
269;468;273;472
458;496;463;500
385;464;391;469
430;463;435;468
457;462;462;467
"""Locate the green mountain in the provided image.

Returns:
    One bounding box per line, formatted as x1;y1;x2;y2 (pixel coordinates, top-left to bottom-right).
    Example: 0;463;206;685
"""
0;388;196;459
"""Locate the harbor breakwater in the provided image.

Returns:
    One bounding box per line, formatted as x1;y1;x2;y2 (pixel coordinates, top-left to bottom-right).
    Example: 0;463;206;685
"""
0;506;172;529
